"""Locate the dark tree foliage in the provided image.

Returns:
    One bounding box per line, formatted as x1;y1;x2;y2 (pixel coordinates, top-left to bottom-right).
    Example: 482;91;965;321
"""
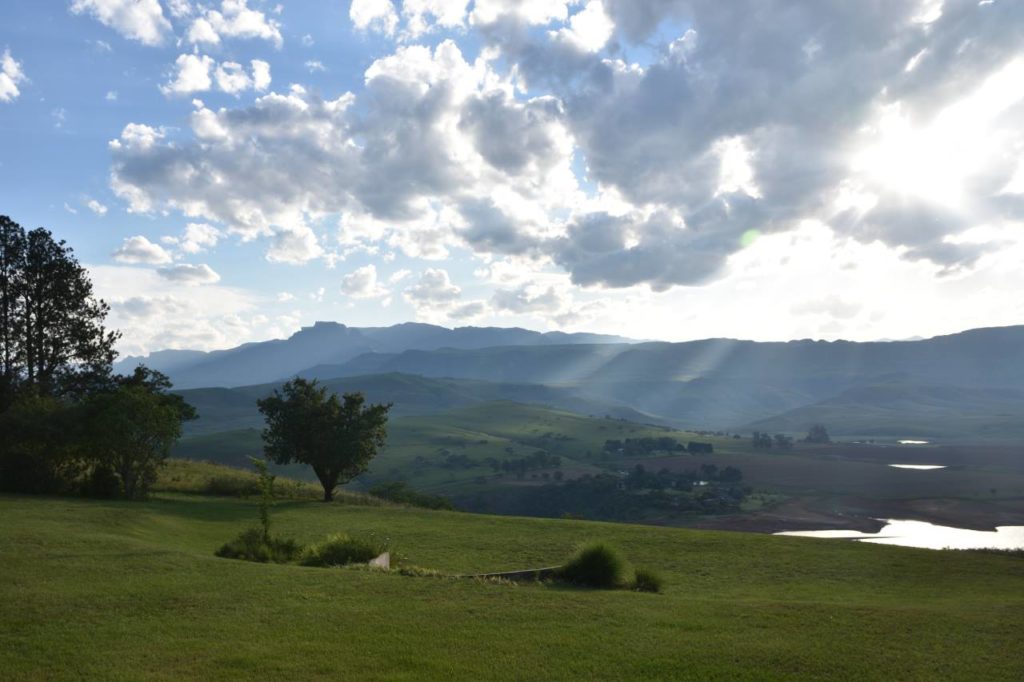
0;216;119;407
84;367;197;500
805;424;831;444
0;394;84;494
257;378;391;502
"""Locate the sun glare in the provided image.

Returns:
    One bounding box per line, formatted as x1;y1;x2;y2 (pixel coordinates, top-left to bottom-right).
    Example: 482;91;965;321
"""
854;58;1024;209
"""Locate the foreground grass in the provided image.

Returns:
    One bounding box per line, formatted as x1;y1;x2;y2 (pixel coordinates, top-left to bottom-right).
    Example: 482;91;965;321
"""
2;493;1023;680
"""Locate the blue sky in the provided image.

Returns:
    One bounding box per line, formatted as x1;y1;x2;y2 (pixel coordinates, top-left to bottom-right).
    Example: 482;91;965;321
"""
2;1;1023;355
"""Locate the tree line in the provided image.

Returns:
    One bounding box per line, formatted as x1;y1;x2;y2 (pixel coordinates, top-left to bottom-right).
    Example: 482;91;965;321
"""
0;216;195;499
1;215;392;503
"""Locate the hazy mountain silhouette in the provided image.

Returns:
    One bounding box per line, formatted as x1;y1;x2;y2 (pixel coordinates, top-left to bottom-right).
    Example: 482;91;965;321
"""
131;322;1024;440
115;321;634;389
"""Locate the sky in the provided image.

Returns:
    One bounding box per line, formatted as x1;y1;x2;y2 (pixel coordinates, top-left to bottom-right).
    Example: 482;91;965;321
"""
2;0;1024;355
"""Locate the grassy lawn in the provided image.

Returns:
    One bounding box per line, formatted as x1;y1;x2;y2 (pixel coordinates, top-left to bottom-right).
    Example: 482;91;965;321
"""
2;485;1023;680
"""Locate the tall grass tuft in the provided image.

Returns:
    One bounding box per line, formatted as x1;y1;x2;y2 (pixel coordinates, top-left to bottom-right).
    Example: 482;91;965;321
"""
300;533;388;567
215;528;303;563
632;567;665;593
557;542;630;589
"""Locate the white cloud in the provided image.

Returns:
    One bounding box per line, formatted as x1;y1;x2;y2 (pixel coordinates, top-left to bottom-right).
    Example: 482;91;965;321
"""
63;203;79;215
199;0;283;48
157;263;221;284
401;0;470;38
166;222;222;254
161;54;214;95
86;198;108;216
214;61;252;95
0;49;27;103
388;268;411;284
112;235;173;264
471;0;574;26
350;0;399;36
305;60;326;73
266;224;324;264
105;90;118;101
552;1;613;53
70;0;171;46
276;291;294;302
92;264;269;355
404;268;462;309
163;54;269;96
340;264;388;299
301;34;314;47
251;59;271;90
186;17;221;45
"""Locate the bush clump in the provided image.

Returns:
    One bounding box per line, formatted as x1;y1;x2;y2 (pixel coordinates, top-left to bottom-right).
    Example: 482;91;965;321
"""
631;567;665;593
557;542;630;589
215;528;303;563
300;533;388;567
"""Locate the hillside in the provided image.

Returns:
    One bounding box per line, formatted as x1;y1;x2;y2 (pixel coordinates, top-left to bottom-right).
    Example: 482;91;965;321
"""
2;486;1022;679
172;402;1024;532
747;383;1024;442
176;373;658;436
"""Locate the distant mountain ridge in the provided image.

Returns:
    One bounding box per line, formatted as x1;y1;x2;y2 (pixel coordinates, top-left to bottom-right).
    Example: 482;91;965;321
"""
127;323;1024;441
115;321;635;389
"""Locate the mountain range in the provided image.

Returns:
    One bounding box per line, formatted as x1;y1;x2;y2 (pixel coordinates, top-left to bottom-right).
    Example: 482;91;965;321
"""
122;322;1024;442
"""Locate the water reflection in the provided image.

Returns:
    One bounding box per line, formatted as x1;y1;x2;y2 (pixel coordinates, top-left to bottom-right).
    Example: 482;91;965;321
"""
776;520;1024;550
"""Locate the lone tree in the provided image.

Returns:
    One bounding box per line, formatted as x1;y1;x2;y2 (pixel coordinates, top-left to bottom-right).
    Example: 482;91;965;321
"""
804;424;831;444
257;378;391;502
0;216;118;407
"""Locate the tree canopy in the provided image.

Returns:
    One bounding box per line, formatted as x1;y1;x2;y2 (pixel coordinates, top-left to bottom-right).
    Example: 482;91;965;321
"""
257;378;391;502
0;215;118;407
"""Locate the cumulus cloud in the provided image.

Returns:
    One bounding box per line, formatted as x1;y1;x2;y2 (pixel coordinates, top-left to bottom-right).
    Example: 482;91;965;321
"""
340;264;388;299
491;284;567;314
404;268;461;306
350;0;399;36
85;198;108;216
157;263;221;284
92;264;275;354
106;1;1024;296
266;224;324;264
70;0;171;46
110;41;578;263
401;0;470;37
112;235;173;264
191;0;283;48
163;55;270;96
164;222;221;254
161;54;214;95
0;49;27;103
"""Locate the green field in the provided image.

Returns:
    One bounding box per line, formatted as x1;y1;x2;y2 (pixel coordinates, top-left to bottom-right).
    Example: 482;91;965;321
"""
2;466;1023;680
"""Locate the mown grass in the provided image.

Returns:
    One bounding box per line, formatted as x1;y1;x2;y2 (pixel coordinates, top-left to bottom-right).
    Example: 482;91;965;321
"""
2;480;1022;679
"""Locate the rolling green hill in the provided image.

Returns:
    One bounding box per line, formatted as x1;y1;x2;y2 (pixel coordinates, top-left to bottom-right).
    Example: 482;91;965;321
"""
2;482;1022;680
746;383;1024;443
176;373;660;436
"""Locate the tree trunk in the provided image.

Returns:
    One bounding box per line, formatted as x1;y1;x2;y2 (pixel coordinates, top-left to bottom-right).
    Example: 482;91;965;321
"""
322;485;333;502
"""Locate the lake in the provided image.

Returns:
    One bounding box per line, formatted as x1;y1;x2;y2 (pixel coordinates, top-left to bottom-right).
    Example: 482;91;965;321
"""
776;519;1024;550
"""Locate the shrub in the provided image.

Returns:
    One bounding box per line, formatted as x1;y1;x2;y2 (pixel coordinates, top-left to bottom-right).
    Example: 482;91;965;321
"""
215;528;302;563
632;567;665;593
557;542;630;589
300;533;388;568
